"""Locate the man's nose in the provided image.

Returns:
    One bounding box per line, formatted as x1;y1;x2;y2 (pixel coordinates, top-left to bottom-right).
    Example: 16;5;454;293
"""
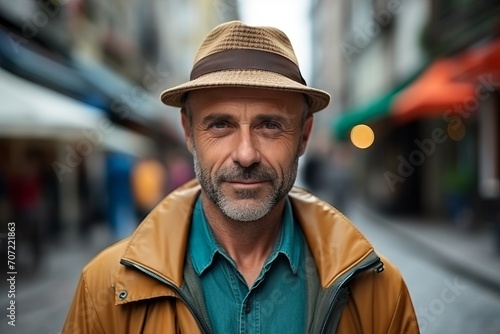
231;128;261;167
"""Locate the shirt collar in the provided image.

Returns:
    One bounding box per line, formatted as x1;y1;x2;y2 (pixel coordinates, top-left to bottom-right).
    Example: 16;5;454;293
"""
274;196;301;273
188;196;301;276
189;196;219;275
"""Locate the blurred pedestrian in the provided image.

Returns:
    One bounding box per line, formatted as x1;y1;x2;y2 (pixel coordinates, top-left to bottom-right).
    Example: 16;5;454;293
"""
105;153;136;240
302;131;353;212
131;157;167;222
9;149;44;270
40;150;62;242
329;143;354;213
165;150;195;193
443;164;474;229
302;132;334;200
495;197;500;254
63;21;419;333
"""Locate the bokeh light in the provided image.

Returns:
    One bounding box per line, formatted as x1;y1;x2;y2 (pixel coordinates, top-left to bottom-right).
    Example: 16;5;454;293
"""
350;124;375;149
447;119;466;141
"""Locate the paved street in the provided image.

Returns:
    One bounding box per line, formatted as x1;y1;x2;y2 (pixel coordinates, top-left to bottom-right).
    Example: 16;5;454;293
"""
1;205;500;334
347;205;500;334
0;225;114;334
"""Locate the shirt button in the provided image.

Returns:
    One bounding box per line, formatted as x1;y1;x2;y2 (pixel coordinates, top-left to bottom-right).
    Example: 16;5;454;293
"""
245;302;251;314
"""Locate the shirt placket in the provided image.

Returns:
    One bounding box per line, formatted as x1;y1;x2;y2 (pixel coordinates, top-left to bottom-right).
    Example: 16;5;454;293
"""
240;283;262;334
224;259;270;334
242;259;277;334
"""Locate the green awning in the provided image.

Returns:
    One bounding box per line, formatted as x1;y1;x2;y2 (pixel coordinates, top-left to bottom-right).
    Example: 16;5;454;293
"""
331;71;421;140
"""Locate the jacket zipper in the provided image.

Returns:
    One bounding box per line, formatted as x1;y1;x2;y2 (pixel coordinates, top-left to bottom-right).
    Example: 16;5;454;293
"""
121;253;383;334
319;252;384;334
120;259;212;334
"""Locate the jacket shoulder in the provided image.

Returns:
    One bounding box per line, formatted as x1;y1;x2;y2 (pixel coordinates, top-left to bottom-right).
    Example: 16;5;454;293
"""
342;254;419;333
288;187;379;285
62;239;132;333
83;238;130;277
77;238;131;301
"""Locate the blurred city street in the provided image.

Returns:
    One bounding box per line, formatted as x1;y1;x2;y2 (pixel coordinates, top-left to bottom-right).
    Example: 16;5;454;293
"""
1;200;499;333
0;0;499;333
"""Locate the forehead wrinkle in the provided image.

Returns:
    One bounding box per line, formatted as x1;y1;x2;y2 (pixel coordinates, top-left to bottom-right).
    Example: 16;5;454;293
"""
199;100;290;120
188;89;304;123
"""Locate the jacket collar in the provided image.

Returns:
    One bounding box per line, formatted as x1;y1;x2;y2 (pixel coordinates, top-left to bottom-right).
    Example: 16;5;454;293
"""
288;187;376;287
117;179;375;302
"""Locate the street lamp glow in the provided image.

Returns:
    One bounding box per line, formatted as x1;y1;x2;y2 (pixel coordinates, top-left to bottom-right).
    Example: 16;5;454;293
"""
350;124;375;149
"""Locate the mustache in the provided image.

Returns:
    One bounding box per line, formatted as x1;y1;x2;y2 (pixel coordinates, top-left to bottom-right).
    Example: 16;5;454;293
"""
218;164;275;182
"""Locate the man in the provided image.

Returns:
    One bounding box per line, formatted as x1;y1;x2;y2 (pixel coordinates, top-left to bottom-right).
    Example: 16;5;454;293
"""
63;21;419;333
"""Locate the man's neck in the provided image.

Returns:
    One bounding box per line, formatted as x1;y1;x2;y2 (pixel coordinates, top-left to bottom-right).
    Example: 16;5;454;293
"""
201;195;285;287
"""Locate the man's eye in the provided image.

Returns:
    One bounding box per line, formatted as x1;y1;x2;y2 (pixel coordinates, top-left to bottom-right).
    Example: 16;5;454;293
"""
210;122;227;129
263;122;281;130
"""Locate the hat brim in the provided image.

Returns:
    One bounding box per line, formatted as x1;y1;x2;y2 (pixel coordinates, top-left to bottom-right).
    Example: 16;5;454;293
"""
160;70;330;113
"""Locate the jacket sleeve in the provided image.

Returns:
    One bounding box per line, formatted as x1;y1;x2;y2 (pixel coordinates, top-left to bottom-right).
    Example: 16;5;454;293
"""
387;279;420;334
62;271;105;334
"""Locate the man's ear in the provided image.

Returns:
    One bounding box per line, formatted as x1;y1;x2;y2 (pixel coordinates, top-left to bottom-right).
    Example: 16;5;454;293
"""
298;115;313;156
181;108;194;153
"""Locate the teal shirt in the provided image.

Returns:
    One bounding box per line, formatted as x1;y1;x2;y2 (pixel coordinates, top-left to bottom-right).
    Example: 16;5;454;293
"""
188;196;307;333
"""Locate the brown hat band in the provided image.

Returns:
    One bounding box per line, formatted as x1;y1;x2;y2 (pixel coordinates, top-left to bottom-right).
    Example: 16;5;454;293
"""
190;49;307;85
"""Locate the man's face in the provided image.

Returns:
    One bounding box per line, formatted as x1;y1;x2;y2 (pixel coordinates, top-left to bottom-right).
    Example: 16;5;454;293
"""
182;87;313;222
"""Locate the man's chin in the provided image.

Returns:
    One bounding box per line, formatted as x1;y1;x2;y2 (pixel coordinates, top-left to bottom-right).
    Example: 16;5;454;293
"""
218;197;273;221
222;207;270;222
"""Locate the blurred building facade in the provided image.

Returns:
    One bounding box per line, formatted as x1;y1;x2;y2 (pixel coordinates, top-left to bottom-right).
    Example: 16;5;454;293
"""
0;0;238;265
311;0;500;229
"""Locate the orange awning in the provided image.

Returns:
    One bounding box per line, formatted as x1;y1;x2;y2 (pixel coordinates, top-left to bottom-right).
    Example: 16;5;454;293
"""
392;38;500;124
456;38;500;81
392;59;476;124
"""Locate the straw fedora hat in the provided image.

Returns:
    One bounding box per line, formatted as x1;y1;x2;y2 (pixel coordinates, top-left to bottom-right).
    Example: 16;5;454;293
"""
160;20;330;113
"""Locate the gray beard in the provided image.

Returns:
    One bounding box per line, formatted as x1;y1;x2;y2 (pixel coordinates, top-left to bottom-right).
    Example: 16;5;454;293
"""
192;146;299;222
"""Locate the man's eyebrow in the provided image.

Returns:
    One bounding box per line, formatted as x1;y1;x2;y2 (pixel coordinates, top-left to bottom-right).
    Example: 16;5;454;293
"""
201;113;235;125
200;113;291;126
254;114;290;125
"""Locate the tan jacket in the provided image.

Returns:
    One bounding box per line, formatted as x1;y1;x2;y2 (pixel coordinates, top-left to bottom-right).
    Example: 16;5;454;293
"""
62;180;419;333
